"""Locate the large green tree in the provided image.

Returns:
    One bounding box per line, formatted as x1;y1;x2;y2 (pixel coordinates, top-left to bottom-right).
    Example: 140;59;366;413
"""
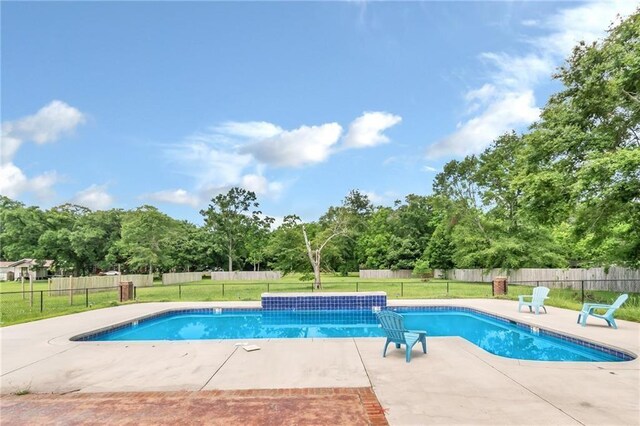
357;207;394;269
163;221;216;272
524;10;640;266
266;215;309;275
434;133;566;269
200;187;269;271
0;197;46;261
38;204;92;274
115;205;179;274
385;195;437;270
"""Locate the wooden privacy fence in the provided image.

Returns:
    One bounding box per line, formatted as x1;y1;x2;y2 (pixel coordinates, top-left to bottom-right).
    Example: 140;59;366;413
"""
49;274;153;291
162;272;203;285
359;270;414;279
207;271;282;281
433;267;640;292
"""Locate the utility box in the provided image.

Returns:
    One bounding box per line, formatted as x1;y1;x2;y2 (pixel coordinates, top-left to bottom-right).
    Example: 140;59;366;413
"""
492;277;508;296
119;281;134;302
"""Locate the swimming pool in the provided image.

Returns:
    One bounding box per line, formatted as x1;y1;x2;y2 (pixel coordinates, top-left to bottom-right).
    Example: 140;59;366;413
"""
75;307;633;362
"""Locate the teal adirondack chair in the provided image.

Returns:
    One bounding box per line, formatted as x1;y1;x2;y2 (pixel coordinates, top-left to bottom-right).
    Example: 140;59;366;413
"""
577;294;628;329
518;286;550;315
376;311;427;363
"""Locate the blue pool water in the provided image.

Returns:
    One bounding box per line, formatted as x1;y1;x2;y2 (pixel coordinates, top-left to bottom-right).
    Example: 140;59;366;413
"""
84;309;630;362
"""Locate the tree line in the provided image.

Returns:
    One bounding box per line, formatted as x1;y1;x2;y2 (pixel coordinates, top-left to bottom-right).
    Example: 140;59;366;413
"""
0;11;638;276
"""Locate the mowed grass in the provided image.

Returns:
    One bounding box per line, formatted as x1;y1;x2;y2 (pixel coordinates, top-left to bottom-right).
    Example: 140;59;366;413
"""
1;274;638;326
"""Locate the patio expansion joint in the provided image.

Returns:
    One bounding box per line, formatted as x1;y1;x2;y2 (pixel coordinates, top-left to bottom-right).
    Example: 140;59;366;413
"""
353;339;374;388
1;344;81;378
198;345;240;391
465;347;585;425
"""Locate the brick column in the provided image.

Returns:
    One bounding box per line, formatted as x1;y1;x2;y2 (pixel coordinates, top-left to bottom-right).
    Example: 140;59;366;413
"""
492;276;508;296
119;281;134;302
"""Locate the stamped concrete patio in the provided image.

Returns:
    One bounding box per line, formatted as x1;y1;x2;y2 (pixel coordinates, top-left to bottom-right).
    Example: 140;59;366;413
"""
1;299;638;425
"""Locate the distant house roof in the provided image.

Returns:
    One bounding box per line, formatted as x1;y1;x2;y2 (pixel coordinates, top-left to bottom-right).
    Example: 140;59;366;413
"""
0;261;13;268
7;259;54;268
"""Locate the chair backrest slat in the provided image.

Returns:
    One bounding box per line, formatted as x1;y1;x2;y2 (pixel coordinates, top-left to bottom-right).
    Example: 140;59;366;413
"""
607;294;629;315
532;286;550;304
376;311;407;342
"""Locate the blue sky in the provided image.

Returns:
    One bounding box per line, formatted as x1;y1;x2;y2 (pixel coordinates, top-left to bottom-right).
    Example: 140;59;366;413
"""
1;1;637;224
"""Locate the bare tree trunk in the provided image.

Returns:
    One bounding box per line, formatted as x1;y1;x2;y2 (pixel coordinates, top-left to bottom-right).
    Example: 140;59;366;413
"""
313;253;321;289
228;241;233;272
302;224;346;290
302;225;320;289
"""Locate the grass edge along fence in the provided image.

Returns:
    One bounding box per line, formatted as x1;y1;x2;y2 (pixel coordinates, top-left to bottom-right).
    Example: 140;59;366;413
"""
435;267;640;291
0;285;121;326
162;272;203;286
1;278;638;326
509;279;640;303
49;274;153;291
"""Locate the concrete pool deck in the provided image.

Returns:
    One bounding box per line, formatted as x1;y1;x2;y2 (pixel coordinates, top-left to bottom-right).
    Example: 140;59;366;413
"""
1;299;638;425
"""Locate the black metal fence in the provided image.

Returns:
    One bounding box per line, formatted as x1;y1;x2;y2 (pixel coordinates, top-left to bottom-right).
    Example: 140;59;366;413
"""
1;278;637;325
0;286;120;325
509;279;640;303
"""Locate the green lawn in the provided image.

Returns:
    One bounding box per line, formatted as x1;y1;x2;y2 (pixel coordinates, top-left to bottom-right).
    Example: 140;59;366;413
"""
1;274;638;326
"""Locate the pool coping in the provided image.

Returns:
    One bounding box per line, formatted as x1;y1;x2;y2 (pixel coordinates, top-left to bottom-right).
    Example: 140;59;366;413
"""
3;299;638;425
68;304;636;362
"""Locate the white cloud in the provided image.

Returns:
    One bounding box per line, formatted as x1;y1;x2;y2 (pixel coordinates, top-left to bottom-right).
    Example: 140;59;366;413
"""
342;112;402;149
539;0;637;57
163;112;400;204
521;19;539;27
479;53;553;90
358;189;400;206
241;174;285;199
363;190;385;205
28;171;60;200
71;184;114;210
145;189;200;207
1;100;85;164
0;163;28;198
465;84;497;104
0;100;84;199
166;136;253;188
0;162;59;200
240;123;343;167
214;121;283;140
422;165;439;173
383;156;399;165
429;91;540;158
162;133;283;205
429;0;634;159
0;135;22;166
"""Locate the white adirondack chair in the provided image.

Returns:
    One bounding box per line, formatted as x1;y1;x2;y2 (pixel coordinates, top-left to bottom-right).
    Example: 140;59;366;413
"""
518;286;550;315
577;294;628;329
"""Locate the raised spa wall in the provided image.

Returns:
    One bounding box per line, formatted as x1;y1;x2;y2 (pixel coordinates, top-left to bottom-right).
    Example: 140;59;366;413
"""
261;291;387;311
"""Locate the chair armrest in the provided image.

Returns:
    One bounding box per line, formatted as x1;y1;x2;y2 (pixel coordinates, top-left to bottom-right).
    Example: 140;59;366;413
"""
408;329;427;335
518;295;532;301
582;303;611;310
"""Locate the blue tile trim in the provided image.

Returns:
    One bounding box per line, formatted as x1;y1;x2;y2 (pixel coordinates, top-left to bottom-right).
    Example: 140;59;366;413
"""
387;306;635;362
70;307;257;341
262;294;387;311
71;304;635;361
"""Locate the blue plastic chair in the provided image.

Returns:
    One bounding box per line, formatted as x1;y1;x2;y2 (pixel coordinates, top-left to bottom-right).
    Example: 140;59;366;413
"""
518;286;550;315
577;294;628;329
376;310;427;363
